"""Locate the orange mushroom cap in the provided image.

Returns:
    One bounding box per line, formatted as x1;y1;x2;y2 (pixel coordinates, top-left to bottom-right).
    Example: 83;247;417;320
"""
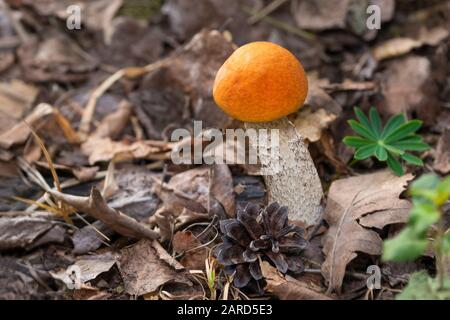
213;41;308;123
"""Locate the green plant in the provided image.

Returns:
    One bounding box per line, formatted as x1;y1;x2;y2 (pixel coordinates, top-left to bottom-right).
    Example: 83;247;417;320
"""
383;174;450;299
344;107;429;176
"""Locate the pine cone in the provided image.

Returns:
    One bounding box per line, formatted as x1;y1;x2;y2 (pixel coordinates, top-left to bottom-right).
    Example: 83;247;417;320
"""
215;202;308;289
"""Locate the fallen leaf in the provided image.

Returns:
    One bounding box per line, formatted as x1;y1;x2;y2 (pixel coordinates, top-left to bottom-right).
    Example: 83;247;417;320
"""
118;239;191;296
132;29;235;139
17;34;96;83
18;0;123;44
321;170;413;294
294;107;337;143
380;55;438;122
0;80;38;128
434;130;450;174
0;103;53;149
373;27;449;61
92;100;132;139
81;138;172;165
260;261;331;300
0;216;62;250
292;0;351;31
172;231;207;270
51;252;118;285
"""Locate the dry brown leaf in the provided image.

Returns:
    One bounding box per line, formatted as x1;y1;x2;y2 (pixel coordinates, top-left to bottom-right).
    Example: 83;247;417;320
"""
292;0;351;31
0;216;61;250
294;107;337;143
49;186;159;240
150;165;234;240
118;239;191;296
373;27;449;61
21;0;123;44
51;252;118;285
0;80;38;125
0;103;53;149
172;231;207;270
434;130;450;174
92;100;132;139
18;34;96;83
260;261;331;300
380;55;437;121
81;138;172;165
321;170;413;294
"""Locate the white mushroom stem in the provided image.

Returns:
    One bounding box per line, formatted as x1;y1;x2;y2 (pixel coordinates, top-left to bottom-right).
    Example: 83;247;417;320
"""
245;117;323;225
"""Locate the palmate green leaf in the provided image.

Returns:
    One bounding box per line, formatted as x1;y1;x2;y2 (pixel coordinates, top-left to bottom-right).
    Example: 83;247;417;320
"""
383;143;405;155
375;145;388;161
387;153;404;176
401;153;424;166
369;107;382;137
345;108;427;176
348;120;377;140
385;120;423;143
391;141;430;152
354;107;378;138
354;144;377;160
343;136;372;148
381;114;406;139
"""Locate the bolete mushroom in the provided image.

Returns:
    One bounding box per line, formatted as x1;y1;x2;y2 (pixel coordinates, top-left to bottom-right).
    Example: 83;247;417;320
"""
213;41;323;225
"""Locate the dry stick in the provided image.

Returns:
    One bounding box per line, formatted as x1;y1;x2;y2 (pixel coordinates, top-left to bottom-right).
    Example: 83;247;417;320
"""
248;0;290;24
78;58;171;139
242;5;315;40
1;1;30;43
49;187;160;240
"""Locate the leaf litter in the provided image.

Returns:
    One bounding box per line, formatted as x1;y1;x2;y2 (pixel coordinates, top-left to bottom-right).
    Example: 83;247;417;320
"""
0;0;449;300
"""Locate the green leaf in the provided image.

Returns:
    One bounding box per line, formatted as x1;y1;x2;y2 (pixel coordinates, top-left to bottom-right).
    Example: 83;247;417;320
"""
409;200;440;235
443;232;450;256
437;176;450;197
383;143;405;155
354;144;377;160
386;153;404;176
396;135;424;143
343;136;372;148
391;141;430;152
396;271;450;300
385;120;423;143
354;107;377;138
401;153;424;166
369;107;382;136
382;228;428;262
381;114;405;139
375;145;388;161
435;176;450;206
348;120;377;141
410;174;441;197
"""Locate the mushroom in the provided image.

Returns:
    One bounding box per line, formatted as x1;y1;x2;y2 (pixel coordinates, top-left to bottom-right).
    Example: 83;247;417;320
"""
213;41;323;225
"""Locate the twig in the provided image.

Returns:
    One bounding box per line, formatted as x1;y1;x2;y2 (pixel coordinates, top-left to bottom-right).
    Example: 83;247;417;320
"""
242;5;315;40
1;1;30;43
49;187;160;240
78;58;171;138
248;0;289;24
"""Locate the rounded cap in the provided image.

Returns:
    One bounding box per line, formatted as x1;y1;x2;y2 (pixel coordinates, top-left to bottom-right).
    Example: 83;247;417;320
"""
213;42;308;123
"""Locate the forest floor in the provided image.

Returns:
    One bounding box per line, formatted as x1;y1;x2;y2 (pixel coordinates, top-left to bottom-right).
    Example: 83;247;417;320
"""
0;0;449;300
